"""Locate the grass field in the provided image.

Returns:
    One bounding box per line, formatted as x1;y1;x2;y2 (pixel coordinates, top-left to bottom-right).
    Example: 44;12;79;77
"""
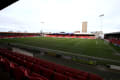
0;37;120;61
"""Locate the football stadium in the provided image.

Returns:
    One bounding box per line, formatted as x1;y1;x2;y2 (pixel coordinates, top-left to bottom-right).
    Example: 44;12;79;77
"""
0;0;120;80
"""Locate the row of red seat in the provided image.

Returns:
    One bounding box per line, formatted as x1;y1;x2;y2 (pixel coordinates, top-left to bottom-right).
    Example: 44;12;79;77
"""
0;49;77;80
0;48;103;80
106;39;120;45
0;35;37;38
0;55;48;80
45;35;96;39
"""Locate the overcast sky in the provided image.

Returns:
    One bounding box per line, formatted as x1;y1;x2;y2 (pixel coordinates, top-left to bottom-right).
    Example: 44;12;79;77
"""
0;0;120;33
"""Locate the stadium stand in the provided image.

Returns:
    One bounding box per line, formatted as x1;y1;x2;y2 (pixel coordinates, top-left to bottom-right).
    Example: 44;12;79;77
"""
104;32;120;46
0;32;96;39
0;48;103;80
0;32;41;39
45;33;96;39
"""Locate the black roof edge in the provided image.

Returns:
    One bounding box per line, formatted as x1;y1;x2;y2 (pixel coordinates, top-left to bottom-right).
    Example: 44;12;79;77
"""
105;32;120;35
0;0;19;10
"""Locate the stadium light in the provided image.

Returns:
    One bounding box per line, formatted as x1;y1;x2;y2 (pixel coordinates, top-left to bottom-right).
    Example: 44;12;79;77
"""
99;14;104;32
40;21;45;34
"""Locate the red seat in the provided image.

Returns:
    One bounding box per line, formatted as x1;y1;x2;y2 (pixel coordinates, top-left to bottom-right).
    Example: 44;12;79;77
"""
30;73;48;80
54;72;68;80
25;62;33;70
13;66;26;80
4;59;11;72
0;58;10;71
0;48;103;80
9;62;18;70
32;64;53;79
27;77;44;80
68;77;77;80
15;58;26;66
24;69;48;80
42;68;54;79
89;74;103;80
65;72;87;80
32;64;43;74
55;67;65;74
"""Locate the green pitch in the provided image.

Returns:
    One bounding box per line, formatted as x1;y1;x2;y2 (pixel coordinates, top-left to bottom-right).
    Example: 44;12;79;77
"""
0;37;120;61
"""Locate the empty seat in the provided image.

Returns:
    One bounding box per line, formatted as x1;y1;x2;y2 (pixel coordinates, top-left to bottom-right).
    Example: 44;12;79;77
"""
24;61;33;70
13;66;26;80
32;64;43;74
89;74;103;80
55;67;65;74
30;73;48;80
42;68;54;80
0;58;10;71
16;58;26;66
4;59;11;72
65;72;87;80
24;69;48;80
0;48;103;80
26;76;44;80
53;72;68;80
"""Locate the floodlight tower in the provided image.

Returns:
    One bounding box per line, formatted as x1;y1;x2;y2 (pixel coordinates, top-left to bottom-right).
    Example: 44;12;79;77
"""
99;14;104;32
40;21;45;35
99;14;104;39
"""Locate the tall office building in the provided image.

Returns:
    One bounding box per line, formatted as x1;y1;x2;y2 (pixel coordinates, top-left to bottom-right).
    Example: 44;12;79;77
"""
82;21;87;33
